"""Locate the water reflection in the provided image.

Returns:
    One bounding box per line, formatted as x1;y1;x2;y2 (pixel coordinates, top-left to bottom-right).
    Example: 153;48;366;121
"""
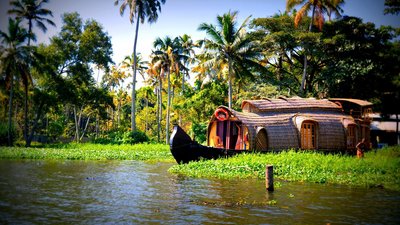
0;160;399;224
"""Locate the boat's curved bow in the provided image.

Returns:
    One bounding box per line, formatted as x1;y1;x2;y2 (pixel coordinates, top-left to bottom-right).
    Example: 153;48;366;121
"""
169;125;247;164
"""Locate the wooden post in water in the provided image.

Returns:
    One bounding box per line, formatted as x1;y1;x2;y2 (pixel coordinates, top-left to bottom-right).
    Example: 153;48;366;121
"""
265;165;274;192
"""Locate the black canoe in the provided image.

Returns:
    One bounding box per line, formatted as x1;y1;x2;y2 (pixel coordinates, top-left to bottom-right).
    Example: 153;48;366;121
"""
170;125;248;164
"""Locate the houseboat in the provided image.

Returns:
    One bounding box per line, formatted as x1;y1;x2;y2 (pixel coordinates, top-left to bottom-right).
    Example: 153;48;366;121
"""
170;97;372;164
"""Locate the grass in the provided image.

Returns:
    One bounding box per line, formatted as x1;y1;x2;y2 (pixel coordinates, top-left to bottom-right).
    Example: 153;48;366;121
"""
0;143;174;162
168;146;400;191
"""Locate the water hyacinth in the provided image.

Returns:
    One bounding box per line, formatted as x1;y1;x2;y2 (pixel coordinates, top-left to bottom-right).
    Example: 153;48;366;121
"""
0;143;173;162
169;147;400;191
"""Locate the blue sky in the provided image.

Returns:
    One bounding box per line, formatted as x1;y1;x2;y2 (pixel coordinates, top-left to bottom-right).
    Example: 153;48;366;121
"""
1;0;399;69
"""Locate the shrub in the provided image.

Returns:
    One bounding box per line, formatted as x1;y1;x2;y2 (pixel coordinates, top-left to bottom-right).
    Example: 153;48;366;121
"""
92;129;149;145
48;121;64;140
122;130;149;145
191;122;207;144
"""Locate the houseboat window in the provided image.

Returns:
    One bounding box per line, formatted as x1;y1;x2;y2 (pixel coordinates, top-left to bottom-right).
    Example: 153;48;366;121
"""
255;128;268;151
301;122;316;149
347;125;356;149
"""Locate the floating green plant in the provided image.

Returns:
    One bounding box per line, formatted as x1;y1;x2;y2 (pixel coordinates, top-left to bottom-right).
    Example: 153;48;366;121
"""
0;143;174;162
169;146;400;191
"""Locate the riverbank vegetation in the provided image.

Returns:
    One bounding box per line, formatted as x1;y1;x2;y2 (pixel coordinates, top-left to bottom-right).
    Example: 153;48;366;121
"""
0;143;173;162
169;146;400;192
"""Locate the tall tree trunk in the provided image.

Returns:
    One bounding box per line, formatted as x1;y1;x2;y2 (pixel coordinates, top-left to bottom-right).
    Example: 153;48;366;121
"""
278;54;283;91
181;71;185;94
166;69;171;145
131;13;141;132
117;96;121;129
80;115;91;141
28;19;32;47
300;51;308;96
156;86;159;142
145;97;148;133
228;58;233;109
74;106;79;142
25;19;33;146
73;106;83;143
171;86;174;109
27;101;44;147
24;85;29;146
299;4;316;96
111;108;114;129
157;80;162;143
182;69;188;95
7;74;14;146
95;115;99;139
307;68;315;93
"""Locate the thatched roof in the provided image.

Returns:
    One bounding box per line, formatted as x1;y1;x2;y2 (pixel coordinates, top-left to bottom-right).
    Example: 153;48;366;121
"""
241;97;342;113
329;98;373;107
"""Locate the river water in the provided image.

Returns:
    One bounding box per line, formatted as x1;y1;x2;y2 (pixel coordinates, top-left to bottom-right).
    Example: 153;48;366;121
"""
0;159;399;224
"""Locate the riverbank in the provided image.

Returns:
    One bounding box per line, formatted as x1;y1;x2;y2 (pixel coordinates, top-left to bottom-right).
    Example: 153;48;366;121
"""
0;143;174;162
169;146;400;191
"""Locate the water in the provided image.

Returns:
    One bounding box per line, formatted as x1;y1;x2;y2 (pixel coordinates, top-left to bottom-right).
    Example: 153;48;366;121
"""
0;159;399;224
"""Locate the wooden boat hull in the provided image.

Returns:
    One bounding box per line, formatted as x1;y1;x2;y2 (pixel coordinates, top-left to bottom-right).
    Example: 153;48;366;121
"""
170;125;247;164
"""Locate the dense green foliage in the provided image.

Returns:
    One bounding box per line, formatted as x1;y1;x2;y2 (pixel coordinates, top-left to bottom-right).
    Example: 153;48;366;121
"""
92;130;149;145
169;146;400;191
0;121;15;145
0;143;172;161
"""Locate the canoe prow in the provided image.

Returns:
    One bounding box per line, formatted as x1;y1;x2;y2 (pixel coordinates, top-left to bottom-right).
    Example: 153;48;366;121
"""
169;125;246;164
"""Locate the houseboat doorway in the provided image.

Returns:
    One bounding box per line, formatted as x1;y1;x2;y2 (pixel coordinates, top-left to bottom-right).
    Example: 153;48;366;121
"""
255;128;268;151
208;120;244;150
301;122;317;149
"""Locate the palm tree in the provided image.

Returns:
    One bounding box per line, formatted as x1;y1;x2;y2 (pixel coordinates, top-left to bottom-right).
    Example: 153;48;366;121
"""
327;0;344;21
122;53;148;130
8;0;56;46
152;36;185;144
286;0;343;95
8;0;55;145
178;34;196;93
146;59;162;142
191;50;215;85
122;52;148;83
102;65;127;128
0;18;30;146
198;11;264;109
114;0;166;131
